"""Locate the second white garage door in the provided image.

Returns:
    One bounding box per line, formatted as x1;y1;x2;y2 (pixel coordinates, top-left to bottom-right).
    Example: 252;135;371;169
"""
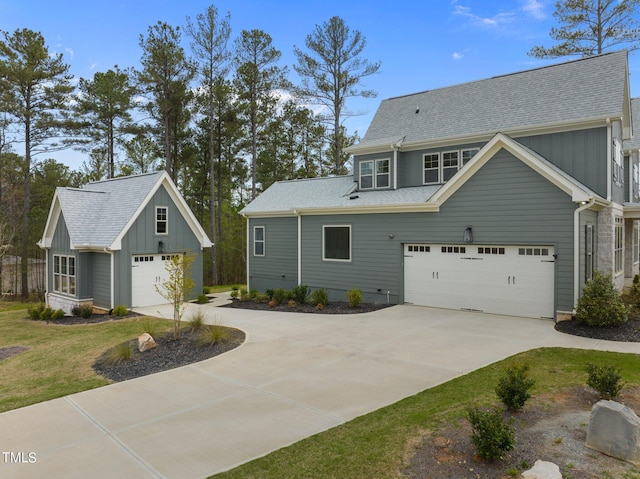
404;244;555;319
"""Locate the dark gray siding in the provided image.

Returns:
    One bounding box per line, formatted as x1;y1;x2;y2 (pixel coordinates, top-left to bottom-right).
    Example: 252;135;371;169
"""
248;217;298;292
116;185;204;307
353;153;392;189
91;253;111;308
516;128;607;198
299;148;577;311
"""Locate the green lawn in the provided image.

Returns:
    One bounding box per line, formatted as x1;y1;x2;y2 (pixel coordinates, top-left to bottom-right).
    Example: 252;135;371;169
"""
0;306;172;412
211;348;640;479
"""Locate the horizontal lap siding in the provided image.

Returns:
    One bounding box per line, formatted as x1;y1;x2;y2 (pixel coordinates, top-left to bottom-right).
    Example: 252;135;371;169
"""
300;148;577;311
248;217;298;292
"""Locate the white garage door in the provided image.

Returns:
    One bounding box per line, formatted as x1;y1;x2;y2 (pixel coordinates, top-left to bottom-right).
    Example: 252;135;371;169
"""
404;244;555;319
131;254;172;308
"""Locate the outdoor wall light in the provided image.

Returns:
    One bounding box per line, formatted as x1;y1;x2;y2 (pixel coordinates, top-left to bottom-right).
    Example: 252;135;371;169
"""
389;233;395;239
158;240;164;254
464;226;473;244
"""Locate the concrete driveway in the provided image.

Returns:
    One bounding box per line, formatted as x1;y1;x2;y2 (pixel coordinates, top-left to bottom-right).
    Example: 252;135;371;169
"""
2;299;639;479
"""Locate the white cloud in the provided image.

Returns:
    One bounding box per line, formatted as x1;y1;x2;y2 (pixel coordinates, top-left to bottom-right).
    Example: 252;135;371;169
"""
453;4;516;28
521;0;546;20
452;52;464;60
65;48;74;60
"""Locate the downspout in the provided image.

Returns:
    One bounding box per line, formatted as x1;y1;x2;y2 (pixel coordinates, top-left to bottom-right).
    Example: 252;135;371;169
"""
44;248;49;307
294;210;301;285
103;248;114;309
391;138;403;190
607;118;612;201
244;214;250;291
573;198;596;314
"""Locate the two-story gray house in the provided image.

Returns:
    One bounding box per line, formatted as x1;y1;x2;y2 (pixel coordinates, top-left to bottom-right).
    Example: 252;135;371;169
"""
241;50;640;321
39;171;212;313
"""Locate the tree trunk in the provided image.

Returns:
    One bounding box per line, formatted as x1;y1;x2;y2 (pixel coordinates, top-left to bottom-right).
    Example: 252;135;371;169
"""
209;100;217;286
20;121;31;301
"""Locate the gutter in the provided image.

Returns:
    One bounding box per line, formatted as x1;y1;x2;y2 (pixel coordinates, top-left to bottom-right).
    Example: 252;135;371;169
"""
391;138;404;190
104;248;114;310
293;210;301;285
573;198;596;312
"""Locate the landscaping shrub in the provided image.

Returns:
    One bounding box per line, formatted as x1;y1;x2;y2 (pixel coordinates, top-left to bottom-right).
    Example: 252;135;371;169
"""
586;362;624;399
268;300;277;308
345;288;363;308
198;323;230;347
249;289;258;300
196;294;209;304
51;309;65;320
311;288;329;307
495;362;535;411
39;307;54;321
106;341;134;365
188;310;207;332
140;319;163;338
202;286;212;294
74;304;93;319
230;289;239;299
626;274;640;312
255;293;270;303
28;303;45;320
576;271;628;327
272;288;289;305
467;406;515;461
112;305;128;316
292;284;310;304
288;299;297;308
239;288;249;301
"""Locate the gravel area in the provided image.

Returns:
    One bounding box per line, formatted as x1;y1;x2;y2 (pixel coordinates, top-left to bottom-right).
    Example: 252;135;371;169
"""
0;345;30;361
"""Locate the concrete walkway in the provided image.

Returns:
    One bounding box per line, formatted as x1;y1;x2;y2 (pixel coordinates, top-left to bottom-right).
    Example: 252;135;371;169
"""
2;297;640;478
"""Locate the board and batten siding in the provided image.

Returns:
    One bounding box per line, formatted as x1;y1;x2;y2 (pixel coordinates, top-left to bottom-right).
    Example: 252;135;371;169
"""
299;148;577;313
248;217;298;292
116;184;204;307
91;252;111;309
48;213;74;297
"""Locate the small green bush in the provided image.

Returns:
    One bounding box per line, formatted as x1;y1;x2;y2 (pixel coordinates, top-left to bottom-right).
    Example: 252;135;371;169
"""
586;362;624;399
51;309;65;320
345;288;363;308
229;289;239;299
140;319;163;337
188;310;207;332
496;362;535;411
196;294;209;304
467;406;515;461
112;305;128;316
28;303;45;320
292;284;310;304
255;293;270;303
310;288;329;307
249;289;258;300
288;299;297;308
239;288;249;301
272;288;289;305
265;288;274;299
576;271;628;327
106;341;134;365
39;307;54;321
198;323;230;347
73;304;93;319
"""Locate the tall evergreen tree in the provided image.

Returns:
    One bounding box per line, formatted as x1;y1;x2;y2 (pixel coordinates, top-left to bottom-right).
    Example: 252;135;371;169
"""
0;28;74;299
186;4;231;285
137;21;195;180
74;66;137;178
233;29;288;199
529;0;640;58
294;16;380;175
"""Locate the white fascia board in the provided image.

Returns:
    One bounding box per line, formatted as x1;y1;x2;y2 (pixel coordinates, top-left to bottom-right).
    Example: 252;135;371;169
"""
39;191;62;249
244;203;439;218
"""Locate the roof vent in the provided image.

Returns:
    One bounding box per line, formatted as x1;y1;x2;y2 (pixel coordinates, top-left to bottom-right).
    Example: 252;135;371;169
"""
349;195;359;200
415;106;420;114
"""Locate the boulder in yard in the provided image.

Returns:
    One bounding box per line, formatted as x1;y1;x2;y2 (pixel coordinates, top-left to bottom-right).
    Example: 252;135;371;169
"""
586;400;640;466
138;333;157;352
521;460;561;479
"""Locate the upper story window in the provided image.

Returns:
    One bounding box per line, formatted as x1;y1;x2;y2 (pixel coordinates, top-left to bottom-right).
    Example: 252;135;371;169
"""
424;148;479;185
156;207;168;235
253;226;265;256
613;138;623;186
359;158;390;189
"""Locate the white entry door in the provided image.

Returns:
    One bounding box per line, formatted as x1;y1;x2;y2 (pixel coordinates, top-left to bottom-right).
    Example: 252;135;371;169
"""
131;254;171;308
404;244;555;319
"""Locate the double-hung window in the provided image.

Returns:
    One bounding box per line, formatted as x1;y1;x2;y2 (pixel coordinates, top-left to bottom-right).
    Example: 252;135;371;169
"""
323;225;351;262
156;207;168;234
359;159;389;189
423;153;440;184
53;254;76;295
615;217;623;273
442;151;459;181
462;148;479;166
253;226;265;256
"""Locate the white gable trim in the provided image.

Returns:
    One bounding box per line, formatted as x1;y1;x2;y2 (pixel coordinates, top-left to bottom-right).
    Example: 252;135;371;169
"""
39;191;64;249
430;132;596;207
111;171;213;250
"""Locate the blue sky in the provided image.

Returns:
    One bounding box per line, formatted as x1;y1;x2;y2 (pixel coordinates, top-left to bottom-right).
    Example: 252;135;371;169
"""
2;0;640;170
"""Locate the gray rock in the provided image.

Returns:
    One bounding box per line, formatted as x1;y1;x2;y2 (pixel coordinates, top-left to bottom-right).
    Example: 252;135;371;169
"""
586;400;640;465
521;460;561;479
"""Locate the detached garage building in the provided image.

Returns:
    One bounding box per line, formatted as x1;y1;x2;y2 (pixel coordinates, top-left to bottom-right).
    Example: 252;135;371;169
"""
39;171;212;313
242;51;640;321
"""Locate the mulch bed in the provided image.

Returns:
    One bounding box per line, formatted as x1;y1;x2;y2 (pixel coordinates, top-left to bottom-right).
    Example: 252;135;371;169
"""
555;316;640;342
93;328;245;382
221;299;392;314
48;311;141;325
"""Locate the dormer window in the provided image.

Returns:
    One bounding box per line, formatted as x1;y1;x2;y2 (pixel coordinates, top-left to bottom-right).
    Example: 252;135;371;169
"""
156;207;168;235
359;158;389;189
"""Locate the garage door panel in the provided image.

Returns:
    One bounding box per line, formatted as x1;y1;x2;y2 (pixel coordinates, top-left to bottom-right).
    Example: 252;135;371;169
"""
131;254;172;308
404;244;554;319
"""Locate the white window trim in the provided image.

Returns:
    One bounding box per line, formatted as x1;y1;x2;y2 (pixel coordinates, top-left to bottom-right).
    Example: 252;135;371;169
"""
253;226;265;256
53;254;76;296
615;217;623;273
155;206;168;235
359;158;390;190
442;150;459;181
322;225;352;262
462;148;480;165
423;152;440;185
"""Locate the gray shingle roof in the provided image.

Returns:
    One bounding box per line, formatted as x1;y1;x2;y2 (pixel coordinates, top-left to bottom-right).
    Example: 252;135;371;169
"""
355;51;629;151
240;176;442;215
56;171;164;248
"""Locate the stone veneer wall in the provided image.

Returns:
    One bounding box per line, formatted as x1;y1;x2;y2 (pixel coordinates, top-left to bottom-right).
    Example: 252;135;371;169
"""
46;292;93;315
597;205;625;290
